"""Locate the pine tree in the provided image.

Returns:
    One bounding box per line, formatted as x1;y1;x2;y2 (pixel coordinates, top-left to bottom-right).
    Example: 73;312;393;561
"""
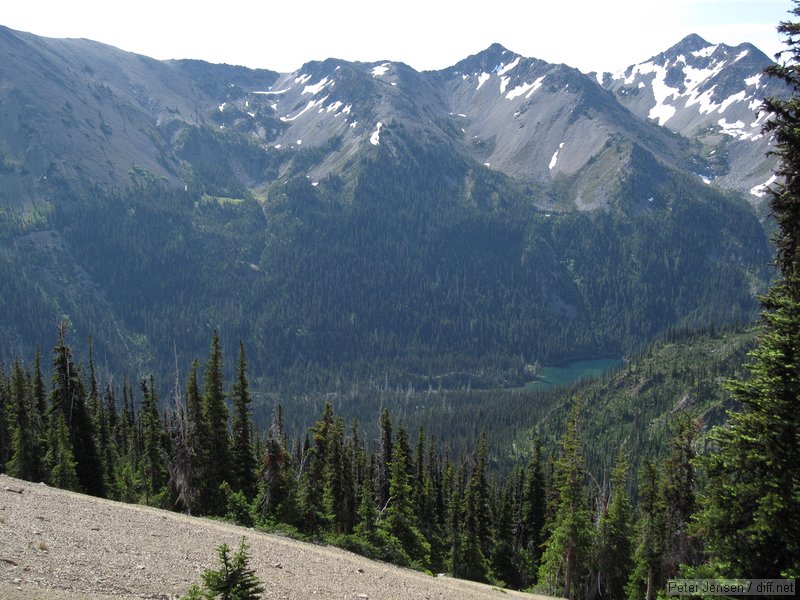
321;414;347;533
182;537;264;600
259;432;294;523
354;475;380;542
690;7;800;579
30;348;47;481
165;358;199;513
298;402;333;532
140;377;167;506
230;342;258;501
49;323;104;496
627;458;666;600
202;330;230;514
596;449;633;600
538;402;592;599
45;411;79;491
493;476;523;588
522;436;547;580
661;414;700;577
0;369;8;474
381;432;430;568
8;359;37;481
377;408;393;510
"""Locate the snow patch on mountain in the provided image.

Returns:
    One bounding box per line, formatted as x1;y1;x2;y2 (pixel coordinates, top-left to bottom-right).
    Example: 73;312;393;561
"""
370;122;382;145
280;97;328;122
497;57;520;76
303;77;330;95
692;45;718;58
750;174;778;197
549;142;564;170
254;88;291;95
718;117;763;141
745;73;762;87
506;76;546;100
476;73;491;90
372;63;391;77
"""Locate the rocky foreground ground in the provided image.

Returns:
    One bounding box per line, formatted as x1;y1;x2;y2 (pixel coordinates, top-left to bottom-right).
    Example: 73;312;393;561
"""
0;474;556;599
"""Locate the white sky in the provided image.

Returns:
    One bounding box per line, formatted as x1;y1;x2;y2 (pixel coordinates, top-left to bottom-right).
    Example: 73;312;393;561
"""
2;0;790;74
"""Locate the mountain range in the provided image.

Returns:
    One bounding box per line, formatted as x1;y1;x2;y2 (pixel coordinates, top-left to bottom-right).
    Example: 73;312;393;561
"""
0;26;782;390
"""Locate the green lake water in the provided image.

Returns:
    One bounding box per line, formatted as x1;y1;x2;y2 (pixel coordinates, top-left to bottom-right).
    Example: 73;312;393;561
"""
524;358;623;390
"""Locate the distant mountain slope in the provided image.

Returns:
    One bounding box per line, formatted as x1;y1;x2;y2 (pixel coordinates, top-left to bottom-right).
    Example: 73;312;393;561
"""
601;34;783;200
0;27;783;209
0;26;778;389
0;25;279;203
438;44;699;187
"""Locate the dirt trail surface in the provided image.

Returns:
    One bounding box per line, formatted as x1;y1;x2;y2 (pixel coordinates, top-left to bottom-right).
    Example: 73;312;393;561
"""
0;475;557;600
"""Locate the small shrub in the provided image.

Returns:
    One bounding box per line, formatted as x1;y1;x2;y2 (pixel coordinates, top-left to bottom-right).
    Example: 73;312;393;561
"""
181;536;264;600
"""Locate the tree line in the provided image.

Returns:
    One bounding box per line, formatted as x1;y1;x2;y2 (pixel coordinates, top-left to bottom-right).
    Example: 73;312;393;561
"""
0;318;795;597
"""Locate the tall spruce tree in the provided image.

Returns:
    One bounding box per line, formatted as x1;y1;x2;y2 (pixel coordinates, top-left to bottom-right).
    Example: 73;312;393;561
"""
596;449;634;600
49;323;104;497
381;433;430;568
377;408;393;510
692;3;800;580
8;359;38;481
538;402;592;599
140;377;167;505
627;458;666;600
45;411;79;491
202;330;230;514
230;342;258;501
0;368;9;473
522;436;547;580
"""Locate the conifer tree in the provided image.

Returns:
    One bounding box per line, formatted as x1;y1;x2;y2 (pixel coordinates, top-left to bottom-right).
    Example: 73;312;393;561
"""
691;5;800;581
626;458;666;600
354;475;380;542
298;402;333;531
472;432;495;570
381;433;430;568
165;358;199;513
596;449;633;600
201;330;230;514
538;402;592;599
50;323;104;497
494;476;523;588
45;411;79;491
230;342;258;501
182;537;264;600
7;358;38;481
86;340;113;491
0;370;8;474
343;420;365;532
661;414;700;577
377;408;393;509
321;414;347;533
260;432;294;522
140;377;167;505
30;348;47;480
522;436;547;579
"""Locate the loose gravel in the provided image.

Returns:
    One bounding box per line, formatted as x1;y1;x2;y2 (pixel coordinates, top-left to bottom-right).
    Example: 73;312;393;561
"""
0;474;556;600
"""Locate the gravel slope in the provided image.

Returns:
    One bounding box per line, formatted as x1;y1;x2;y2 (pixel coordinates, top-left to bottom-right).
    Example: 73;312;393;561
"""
0;474;557;600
